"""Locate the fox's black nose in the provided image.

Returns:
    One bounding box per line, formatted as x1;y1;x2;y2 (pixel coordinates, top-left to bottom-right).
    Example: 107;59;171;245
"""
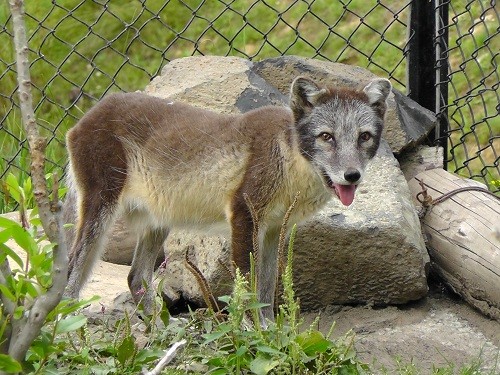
344;169;361;183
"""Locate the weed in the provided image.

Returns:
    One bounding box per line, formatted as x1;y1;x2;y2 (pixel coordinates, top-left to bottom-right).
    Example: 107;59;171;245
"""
188;225;370;374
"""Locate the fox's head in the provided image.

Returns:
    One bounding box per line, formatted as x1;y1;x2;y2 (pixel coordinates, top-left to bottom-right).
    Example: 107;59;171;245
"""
290;76;391;206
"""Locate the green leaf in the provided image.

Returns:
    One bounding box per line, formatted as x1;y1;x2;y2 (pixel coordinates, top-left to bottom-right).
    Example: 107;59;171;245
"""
51;296;100;318
246;302;270;310
23;177;32;197
24;279;40;298
55;314;87;334
134;348;164;365
0;354;23;373
0;242;24;268
235;345;248;357
10;225;37;253
218;295;231;304
202;323;232;344
160;307;170;327
0;228;13;244
296;330;332;356
209;368;229;375
0;283;16;302
5;173;22;204
249;356;280;375
117;335;136;365
255;345;283;356
0;216;19;229
30;216;42;228
13;305;25;320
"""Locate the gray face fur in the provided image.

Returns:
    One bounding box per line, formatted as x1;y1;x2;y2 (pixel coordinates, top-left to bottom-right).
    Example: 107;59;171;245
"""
291;77;391;192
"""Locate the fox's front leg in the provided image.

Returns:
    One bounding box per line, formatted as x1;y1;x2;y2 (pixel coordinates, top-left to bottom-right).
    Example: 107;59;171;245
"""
230;193;279;325
230;198;254;277
256;227;280;323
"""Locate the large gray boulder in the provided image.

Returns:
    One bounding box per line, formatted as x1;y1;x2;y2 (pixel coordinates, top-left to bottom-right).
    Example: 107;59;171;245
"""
102;55;430;310
144;56;287;113
293;141;429;309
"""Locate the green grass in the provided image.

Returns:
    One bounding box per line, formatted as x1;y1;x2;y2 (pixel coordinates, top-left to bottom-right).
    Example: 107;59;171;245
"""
0;0;498;213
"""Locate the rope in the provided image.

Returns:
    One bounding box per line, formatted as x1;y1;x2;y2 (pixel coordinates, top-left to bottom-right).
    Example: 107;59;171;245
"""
415;178;500;217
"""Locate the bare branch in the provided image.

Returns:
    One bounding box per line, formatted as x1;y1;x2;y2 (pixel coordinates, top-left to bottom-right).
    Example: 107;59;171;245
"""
6;0;69;364
143;339;187;375
8;0;58;243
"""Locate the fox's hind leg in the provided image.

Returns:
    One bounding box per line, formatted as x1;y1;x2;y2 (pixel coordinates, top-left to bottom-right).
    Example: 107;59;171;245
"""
64;120;128;300
66;198;120;299
128;227;169;315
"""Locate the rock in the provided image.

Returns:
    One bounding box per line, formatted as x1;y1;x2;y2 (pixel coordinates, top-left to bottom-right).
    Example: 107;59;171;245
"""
100;55;430;310
101;220;136;265
100;219;165;267
144;56;288;113
252;55;437;154
292;141;429;310
161;233;233;308
398;145;444;181
144;55;437;154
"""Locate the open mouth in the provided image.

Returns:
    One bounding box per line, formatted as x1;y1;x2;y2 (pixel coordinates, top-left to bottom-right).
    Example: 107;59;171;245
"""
322;171;358;207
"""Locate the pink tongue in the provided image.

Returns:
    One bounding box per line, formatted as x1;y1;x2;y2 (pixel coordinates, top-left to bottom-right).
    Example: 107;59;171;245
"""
334;184;356;206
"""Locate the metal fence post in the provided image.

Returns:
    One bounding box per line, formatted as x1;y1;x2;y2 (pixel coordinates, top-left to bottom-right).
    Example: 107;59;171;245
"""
407;0;449;168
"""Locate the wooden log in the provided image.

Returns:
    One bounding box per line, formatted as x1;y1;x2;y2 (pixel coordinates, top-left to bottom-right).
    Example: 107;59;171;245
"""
408;168;500;320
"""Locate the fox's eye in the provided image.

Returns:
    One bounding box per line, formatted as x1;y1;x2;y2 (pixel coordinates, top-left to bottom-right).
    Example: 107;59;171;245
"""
359;132;372;142
319;132;334;142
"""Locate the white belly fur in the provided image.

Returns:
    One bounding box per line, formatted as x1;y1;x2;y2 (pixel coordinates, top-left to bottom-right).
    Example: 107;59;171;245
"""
121;147;248;231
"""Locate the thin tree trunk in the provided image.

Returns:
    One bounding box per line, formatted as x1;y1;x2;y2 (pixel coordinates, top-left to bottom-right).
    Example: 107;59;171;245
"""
3;0;68;368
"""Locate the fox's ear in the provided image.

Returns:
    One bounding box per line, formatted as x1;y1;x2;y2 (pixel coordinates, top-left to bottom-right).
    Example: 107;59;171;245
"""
363;78;392;112
290;77;328;120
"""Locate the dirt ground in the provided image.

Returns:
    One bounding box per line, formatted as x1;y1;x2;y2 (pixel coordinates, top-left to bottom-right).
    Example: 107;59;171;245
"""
80;260;500;374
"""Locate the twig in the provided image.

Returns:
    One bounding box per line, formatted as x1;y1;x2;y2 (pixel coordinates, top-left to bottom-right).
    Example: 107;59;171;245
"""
218;258;235;280
275;192;300;310
143;339;187;375
184;246;220;312
243;193;259;264
0;261;15;315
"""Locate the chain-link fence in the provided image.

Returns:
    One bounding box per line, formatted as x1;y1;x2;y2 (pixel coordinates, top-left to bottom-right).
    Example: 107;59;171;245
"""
441;1;499;191
0;0;498;212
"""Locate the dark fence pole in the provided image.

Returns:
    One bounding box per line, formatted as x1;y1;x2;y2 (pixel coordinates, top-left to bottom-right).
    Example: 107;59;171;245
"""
407;0;449;168
435;0;449;169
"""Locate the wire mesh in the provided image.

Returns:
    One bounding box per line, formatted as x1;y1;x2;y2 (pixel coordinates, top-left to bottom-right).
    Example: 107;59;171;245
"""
0;0;498;212
437;0;499;191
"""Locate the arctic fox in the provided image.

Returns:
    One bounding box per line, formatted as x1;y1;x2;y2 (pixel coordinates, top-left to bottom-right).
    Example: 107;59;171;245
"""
64;76;391;322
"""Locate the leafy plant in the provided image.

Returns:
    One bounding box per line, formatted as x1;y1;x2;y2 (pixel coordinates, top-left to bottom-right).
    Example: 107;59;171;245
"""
192;225;369;374
0;174;89;374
